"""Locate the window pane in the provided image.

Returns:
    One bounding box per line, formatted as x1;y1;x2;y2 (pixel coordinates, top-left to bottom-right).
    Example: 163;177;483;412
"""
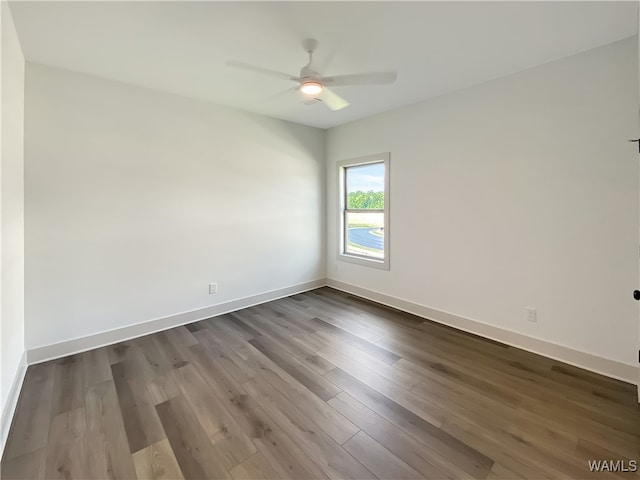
346;163;385;209
345;211;384;259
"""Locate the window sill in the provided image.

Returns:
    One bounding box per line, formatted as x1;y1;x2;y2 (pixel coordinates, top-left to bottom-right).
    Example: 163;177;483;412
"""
337;253;390;270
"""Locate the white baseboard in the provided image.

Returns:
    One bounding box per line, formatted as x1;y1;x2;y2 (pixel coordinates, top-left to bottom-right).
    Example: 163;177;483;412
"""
1;350;27;456
326;279;637;385
25;276;638;386
27;279;325;365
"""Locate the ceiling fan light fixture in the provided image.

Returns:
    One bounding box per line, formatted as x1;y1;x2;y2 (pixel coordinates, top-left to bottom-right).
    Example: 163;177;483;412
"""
300;81;323;95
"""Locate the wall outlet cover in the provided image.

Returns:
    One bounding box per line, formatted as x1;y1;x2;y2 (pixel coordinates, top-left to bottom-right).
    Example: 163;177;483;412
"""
525;307;537;323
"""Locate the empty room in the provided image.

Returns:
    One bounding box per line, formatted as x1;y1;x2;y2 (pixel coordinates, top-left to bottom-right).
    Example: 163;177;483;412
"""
1;1;639;479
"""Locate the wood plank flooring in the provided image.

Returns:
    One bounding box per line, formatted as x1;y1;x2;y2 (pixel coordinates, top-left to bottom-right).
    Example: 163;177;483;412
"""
2;287;639;479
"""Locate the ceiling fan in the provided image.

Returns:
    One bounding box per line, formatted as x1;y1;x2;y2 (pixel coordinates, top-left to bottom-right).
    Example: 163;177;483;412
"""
227;39;397;111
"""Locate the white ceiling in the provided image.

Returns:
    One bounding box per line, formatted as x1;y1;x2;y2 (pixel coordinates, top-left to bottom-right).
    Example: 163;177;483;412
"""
9;1;638;129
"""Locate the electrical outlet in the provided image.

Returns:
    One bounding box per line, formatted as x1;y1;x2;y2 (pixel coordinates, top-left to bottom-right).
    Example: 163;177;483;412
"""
525;307;537;323
209;283;217;294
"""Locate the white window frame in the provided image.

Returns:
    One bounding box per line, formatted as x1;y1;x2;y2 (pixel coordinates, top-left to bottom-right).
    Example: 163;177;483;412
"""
337;152;390;270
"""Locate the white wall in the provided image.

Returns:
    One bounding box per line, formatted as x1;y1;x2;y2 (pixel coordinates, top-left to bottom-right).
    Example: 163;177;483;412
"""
25;63;325;350
1;0;26;442
327;38;639;369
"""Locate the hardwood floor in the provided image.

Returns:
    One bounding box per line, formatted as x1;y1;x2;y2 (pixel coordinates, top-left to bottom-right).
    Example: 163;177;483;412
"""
2;287;638;479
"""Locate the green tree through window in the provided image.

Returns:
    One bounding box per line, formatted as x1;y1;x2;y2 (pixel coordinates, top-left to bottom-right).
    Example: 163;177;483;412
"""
347;190;384;209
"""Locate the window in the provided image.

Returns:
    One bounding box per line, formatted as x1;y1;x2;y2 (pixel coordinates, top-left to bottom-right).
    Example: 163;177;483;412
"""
337;153;389;270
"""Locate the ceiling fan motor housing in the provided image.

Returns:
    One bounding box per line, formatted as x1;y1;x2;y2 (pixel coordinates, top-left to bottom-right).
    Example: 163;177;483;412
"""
300;64;320;82
299;61;323;95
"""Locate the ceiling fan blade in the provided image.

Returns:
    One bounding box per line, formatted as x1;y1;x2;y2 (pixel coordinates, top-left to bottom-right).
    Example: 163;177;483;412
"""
226;60;300;82
324;71;397;87
319;87;350;111
303;98;322;106
265;86;299;103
